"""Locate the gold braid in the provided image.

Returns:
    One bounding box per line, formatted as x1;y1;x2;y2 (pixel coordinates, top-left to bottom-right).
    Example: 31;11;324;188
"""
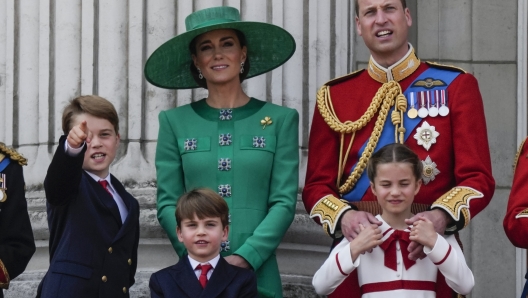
316;81;405;194
0;143;28;166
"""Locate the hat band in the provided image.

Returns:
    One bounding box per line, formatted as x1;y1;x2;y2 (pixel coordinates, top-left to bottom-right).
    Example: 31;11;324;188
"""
190;18;239;30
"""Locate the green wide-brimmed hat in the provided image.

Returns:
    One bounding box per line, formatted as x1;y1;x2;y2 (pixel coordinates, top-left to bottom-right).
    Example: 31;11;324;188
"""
144;6;296;89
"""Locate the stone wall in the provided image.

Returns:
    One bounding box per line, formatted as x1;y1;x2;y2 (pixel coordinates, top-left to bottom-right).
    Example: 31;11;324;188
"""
1;0;524;297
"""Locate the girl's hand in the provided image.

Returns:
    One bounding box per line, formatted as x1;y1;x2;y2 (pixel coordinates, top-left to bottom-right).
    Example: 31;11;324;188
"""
349;224;383;262
409;216;438;249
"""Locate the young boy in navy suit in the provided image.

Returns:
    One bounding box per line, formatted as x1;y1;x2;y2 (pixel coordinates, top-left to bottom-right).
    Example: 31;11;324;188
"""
37;95;140;298
149;188;257;298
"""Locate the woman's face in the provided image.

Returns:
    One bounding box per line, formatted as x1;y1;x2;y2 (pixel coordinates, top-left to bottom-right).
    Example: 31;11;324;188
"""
192;29;247;87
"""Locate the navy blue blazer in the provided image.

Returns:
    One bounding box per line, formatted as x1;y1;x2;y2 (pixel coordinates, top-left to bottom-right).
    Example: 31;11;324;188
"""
149;255;257;298
37;136;140;298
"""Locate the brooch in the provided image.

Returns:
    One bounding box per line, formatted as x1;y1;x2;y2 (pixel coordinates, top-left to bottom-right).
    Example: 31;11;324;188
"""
421;156;440;185
253;136;266;148
219;109;233;121
260;117;272;129
220;240;231;252
184;138;197;151
219;133;232;146
414;121;439;151
218;158;231;171
218;184;232;197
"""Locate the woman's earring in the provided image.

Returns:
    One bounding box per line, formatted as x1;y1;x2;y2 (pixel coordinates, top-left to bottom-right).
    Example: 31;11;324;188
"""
240;62;245;74
197;67;203;79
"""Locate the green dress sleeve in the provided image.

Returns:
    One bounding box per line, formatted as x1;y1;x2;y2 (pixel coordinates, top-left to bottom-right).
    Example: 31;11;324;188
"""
155;110;186;256
233;108;299;271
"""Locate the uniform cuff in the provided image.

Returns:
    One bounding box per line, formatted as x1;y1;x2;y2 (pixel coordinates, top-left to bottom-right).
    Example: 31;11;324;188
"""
310;195;352;237
431;186;483;233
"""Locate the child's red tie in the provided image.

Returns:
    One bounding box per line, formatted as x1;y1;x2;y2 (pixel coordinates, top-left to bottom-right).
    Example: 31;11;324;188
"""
196;264;212;288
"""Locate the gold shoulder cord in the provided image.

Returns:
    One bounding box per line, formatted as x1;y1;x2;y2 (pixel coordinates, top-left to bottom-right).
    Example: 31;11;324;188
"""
513;138;527;174
0;143;28;166
316;81;407;194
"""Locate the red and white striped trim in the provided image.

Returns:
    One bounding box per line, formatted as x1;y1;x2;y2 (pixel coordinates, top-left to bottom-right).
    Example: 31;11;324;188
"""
336;253;348;276
361;280;436;293
433;244;452;265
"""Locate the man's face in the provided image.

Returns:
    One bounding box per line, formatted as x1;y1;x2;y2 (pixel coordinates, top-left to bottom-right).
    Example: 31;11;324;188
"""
355;0;412;66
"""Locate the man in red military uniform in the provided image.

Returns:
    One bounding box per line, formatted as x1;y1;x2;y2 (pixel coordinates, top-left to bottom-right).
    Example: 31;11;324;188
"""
303;0;495;296
503;138;528;297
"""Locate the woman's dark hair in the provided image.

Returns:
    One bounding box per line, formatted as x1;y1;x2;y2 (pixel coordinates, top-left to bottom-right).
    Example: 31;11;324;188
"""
367;143;422;183
189;29;250;89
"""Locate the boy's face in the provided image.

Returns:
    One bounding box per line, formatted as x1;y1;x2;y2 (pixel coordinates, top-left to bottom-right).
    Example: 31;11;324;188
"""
72;113;120;179
370;162;421;217
177;214;229;263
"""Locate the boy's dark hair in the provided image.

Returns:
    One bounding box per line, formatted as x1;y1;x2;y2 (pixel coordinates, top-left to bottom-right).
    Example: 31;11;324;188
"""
355;0;407;16
176;188;229;228
188;29;250;89
62;95;119;135
367;143;422;182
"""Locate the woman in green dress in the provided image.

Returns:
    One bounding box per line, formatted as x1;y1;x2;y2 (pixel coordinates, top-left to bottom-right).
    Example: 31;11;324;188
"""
144;6;298;297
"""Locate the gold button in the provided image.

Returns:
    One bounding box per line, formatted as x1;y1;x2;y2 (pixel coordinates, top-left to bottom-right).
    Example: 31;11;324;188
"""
128;259;132;265
108;247;113;254
102;276;107;282
123;287;127;294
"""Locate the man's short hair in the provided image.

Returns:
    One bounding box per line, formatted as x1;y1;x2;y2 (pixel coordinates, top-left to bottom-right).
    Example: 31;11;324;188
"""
355;0;407;16
176;188;230;228
62;95;119;135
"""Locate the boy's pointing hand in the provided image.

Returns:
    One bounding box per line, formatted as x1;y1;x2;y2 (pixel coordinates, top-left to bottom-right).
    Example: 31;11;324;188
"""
67;120;92;148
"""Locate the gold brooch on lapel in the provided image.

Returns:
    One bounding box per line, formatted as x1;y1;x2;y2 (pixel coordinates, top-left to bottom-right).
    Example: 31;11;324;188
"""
260;117;272;129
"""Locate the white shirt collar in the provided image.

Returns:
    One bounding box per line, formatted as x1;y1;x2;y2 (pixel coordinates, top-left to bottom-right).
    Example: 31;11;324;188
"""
188;254;220;270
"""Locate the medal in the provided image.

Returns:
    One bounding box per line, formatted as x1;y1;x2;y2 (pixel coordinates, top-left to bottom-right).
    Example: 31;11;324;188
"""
421;155;440;185
0;174;6;202
407;92;418;119
418;91;429;118
429;90;439;117
439;89;449;116
414;121;440;151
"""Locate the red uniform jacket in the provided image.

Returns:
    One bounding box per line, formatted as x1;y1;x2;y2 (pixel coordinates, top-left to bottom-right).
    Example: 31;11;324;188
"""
504;138;528;248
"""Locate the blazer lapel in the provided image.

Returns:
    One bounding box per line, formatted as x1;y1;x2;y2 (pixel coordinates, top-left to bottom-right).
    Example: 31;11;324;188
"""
200;257;237;298
171;256;204;298
111;175;139;242
85;173;122;227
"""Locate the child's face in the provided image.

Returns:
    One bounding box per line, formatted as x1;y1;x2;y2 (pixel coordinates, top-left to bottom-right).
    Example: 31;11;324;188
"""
370;162;421;217
177;214;229;263
72;113;120;179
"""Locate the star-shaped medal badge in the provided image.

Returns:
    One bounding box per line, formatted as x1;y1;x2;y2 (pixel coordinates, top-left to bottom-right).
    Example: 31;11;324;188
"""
414;121;439;151
421;156;440;185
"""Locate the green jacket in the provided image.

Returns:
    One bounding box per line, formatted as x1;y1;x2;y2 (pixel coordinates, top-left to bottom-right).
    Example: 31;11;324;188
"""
156;98;299;297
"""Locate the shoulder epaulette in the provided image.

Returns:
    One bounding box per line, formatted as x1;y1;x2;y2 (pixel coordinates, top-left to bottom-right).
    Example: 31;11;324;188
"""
426;61;467;74
324;69;365;86
513;137;528;173
0;143;27;166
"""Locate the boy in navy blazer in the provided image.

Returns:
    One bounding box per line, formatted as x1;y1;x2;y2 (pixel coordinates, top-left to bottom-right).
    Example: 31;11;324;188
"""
37;95;140;297
149;188;257;298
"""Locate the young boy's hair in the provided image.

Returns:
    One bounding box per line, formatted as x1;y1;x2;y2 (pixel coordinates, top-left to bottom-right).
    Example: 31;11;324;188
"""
367;143;423;182
176;188;229;228
62;95;119;135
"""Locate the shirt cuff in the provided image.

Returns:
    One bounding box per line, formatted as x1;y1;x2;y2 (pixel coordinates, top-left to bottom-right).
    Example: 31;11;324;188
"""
64;140;85;156
424;234;451;264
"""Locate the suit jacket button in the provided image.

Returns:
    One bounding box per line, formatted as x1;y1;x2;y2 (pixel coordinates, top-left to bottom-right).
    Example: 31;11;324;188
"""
108;247;113;254
128;259;132;265
123;287;127;294
102;276;107;282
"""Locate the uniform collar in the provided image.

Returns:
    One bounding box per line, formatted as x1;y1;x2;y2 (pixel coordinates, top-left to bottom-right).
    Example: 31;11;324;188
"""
367;43;420;83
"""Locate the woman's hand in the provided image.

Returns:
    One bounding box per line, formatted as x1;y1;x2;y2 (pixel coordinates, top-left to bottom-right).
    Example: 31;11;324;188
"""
349;224;383;262
225;255;252;269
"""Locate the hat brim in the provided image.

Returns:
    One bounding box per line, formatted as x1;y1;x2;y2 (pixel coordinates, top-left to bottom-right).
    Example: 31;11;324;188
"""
144;22;296;89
